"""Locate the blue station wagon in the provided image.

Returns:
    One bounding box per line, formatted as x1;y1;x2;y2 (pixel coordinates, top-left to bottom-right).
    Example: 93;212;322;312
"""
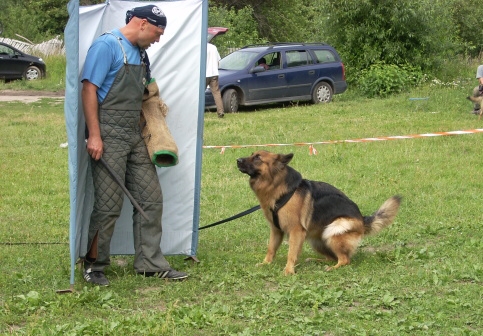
205;43;347;112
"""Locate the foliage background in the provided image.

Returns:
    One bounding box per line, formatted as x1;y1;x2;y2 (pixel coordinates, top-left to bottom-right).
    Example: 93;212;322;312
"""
1;0;482;92
0;0;69;42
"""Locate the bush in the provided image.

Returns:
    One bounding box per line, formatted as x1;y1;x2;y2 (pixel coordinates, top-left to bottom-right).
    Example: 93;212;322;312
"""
322;0;460;77
451;0;483;57
208;5;265;57
357;63;424;98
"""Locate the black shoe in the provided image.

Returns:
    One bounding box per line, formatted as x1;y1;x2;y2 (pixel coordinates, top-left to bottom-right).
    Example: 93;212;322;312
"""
218;113;224;118
472;109;481;115
83;267;110;286
139;269;188;280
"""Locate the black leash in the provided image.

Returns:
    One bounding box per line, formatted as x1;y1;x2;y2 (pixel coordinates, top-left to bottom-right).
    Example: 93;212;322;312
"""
200;179;303;231
198;205;261;230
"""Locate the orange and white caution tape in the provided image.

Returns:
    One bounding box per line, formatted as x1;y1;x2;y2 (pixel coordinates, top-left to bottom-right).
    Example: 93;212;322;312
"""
308;144;318;155
202;129;483;154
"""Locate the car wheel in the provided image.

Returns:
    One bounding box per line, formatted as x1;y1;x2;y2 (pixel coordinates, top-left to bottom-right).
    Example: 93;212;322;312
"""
24;66;41;80
311;82;333;104
222;88;239;113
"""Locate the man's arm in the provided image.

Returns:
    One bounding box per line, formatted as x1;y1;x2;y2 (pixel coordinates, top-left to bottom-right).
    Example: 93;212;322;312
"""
82;80;103;161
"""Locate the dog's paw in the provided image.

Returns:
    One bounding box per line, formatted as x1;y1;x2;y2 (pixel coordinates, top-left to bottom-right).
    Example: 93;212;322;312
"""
324;265;334;272
256;261;270;267
283;267;296;275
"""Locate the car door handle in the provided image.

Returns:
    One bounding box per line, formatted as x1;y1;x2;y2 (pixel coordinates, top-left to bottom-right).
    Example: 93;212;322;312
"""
278;74;284;79
308;70;315;75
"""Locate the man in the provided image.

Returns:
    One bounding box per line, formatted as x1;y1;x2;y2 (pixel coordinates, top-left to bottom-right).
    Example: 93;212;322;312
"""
471;64;483;114
206;42;224;117
81;4;188;286
257;57;269;70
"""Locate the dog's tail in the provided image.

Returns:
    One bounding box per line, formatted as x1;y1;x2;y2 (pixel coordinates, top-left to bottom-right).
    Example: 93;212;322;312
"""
363;196;402;235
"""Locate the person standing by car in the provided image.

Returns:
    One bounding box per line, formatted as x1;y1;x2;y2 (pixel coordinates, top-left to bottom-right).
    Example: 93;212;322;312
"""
470;65;483;114
206;42;224;118
81;4;188;286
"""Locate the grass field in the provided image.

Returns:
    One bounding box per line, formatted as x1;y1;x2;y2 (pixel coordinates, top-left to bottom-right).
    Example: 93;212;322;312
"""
1;78;483;335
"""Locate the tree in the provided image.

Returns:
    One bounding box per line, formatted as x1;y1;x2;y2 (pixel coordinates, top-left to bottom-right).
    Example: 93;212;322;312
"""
0;0;68;41
450;0;483;57
208;5;264;56
31;0;70;37
257;0;323;42
322;0;460;76
210;0;323;43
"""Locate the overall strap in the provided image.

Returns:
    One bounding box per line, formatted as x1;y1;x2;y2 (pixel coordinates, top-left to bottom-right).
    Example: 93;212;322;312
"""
98;32;145;111
103;31;128;65
103;31;150;84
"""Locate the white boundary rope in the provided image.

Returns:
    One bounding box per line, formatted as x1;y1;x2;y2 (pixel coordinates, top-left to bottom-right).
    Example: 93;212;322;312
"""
202;129;483;155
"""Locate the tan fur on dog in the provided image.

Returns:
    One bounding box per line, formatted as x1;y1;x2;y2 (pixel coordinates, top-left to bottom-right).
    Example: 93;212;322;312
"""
466;95;483;120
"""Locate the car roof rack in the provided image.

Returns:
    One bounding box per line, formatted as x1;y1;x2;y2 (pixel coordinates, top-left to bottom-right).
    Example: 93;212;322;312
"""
240;42;328;50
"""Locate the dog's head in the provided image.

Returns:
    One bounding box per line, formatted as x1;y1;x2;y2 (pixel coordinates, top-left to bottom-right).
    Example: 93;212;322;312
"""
237;150;294;180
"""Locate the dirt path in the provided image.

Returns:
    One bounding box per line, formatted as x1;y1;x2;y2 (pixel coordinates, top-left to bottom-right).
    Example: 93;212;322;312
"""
0;89;65;103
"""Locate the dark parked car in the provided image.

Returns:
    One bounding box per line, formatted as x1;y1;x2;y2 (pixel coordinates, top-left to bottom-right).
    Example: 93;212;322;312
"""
0;42;46;80
205;42;347;112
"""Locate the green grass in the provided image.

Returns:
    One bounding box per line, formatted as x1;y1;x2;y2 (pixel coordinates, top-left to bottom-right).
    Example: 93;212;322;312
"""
1;78;483;335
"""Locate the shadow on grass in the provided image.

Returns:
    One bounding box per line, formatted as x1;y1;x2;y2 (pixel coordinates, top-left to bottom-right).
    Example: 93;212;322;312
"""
204;100;314;114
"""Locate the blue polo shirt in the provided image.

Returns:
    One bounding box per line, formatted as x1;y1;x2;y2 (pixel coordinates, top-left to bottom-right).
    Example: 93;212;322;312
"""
81;29;142;103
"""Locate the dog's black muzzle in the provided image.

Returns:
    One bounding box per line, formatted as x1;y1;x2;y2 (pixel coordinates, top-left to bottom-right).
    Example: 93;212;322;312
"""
237;157;257;177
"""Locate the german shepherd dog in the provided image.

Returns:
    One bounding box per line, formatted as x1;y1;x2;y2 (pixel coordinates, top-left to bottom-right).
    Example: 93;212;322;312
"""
237;150;401;275
466;94;483;120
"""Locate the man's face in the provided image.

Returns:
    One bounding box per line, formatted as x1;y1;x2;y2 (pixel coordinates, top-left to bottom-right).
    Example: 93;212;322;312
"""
138;19;165;49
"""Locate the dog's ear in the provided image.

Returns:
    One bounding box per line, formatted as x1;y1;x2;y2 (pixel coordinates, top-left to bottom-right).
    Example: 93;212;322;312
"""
280;153;294;165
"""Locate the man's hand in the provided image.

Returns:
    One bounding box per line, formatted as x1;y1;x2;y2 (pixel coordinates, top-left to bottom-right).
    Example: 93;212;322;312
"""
86;135;103;161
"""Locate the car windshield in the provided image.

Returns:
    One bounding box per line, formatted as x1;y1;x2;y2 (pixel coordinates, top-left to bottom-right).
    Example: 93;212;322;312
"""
219;50;259;71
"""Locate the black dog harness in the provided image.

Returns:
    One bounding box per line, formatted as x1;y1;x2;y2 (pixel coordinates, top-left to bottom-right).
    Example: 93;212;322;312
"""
270;181;304;230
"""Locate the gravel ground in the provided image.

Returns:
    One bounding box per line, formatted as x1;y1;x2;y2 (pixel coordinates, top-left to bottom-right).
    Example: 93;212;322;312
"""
0;89;65;103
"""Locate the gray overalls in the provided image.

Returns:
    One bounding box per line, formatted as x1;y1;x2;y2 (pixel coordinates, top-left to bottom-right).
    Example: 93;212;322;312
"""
85;34;171;273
